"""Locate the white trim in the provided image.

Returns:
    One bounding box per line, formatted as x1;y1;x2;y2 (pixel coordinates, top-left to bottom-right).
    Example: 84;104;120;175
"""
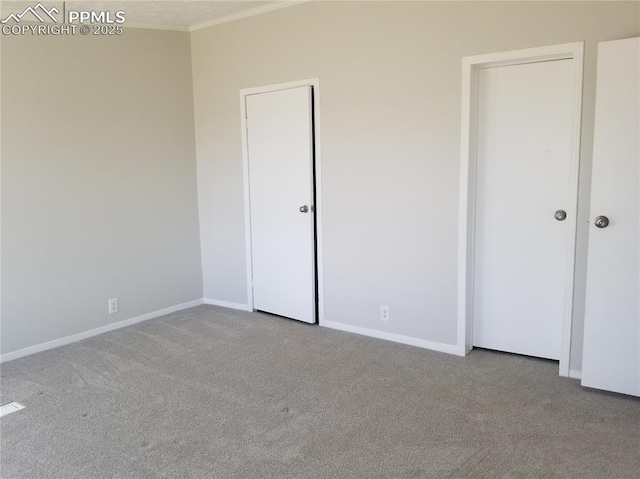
203;298;253;312
569;369;582;380
561;44;585;378
0;299;204;363
323;321;462;356
240;79;321;99
190;1;311;32
457;42;584;376
240;91;254;312
239;78;325;325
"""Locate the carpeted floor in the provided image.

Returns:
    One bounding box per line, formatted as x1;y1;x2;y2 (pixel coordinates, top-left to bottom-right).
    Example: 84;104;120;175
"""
1;305;638;479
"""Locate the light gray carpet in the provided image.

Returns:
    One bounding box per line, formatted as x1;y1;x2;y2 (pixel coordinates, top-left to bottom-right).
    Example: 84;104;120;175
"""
1;305;639;479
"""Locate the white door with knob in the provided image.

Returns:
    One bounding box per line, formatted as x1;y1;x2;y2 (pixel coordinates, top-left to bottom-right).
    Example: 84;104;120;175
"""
245;86;316;324
473;58;579;360
582;38;640;397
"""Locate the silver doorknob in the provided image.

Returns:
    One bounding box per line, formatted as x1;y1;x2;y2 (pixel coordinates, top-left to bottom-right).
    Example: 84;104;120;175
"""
299;205;309;213
554;210;567;221
594;216;609;228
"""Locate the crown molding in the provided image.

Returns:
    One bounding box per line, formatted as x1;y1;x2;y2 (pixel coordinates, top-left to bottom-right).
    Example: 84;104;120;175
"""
189;0;311;32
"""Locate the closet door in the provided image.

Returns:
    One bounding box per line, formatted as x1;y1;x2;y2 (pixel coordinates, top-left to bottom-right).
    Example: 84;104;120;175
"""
245;86;317;324
582;37;640;396
473;59;577;360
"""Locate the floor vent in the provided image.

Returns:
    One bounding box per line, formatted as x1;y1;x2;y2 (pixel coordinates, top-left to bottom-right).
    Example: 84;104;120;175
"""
0;402;25;418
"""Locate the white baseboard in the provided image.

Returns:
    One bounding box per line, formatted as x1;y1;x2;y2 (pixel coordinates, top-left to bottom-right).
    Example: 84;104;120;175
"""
0;298;204;364
203;298;253;312
322;320;461;356
569;369;582;380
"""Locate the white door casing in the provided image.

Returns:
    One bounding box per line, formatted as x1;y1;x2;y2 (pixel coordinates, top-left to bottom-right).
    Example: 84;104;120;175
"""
582;37;640;397
244;85;316;324
458;43;584;375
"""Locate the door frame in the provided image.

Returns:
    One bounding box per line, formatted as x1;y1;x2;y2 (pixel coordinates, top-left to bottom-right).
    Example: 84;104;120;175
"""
240;78;325;325
457;43;584;376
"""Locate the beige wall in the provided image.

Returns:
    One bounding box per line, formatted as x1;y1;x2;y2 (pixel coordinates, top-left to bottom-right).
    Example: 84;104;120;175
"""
1;1;638;369
1;29;203;354
191;1;640;371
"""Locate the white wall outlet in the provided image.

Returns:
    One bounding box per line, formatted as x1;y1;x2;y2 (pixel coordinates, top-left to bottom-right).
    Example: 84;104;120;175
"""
380;305;390;322
108;298;119;315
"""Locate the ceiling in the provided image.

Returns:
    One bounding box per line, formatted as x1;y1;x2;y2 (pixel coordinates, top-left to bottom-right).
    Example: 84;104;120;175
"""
0;1;307;31
1;0;632;32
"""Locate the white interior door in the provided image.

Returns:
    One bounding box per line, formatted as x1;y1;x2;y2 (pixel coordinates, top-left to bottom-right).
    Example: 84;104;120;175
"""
473;59;577;360
246;86;316;324
582;38;640;397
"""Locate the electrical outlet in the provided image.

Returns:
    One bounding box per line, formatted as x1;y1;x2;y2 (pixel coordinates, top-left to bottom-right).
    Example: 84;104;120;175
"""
108;298;119;315
380;305;390;322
